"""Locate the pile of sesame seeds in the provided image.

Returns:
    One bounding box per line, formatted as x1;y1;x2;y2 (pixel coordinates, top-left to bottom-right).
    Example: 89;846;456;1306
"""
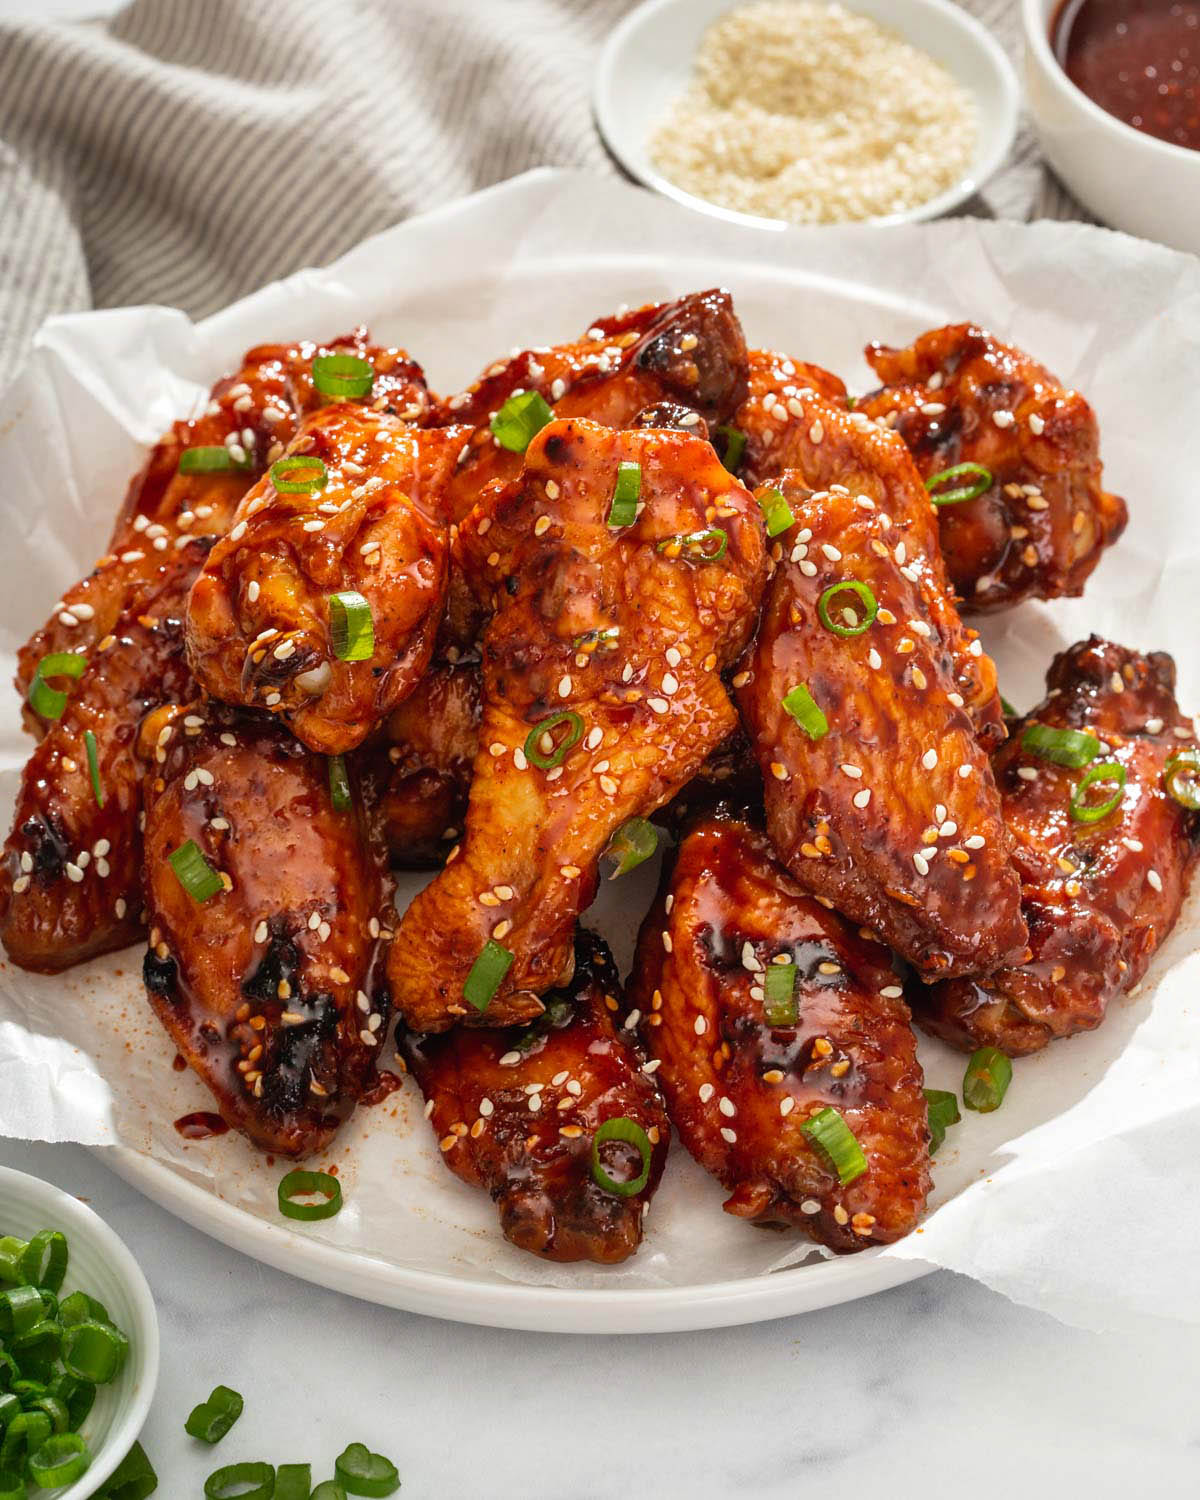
649;0;977;225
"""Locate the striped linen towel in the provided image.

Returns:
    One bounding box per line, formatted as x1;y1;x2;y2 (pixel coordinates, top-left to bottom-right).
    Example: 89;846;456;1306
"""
0;0;1084;385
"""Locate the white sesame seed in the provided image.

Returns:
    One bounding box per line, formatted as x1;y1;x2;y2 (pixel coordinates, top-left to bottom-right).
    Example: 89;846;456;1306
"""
913;851;929;876
939;820;957;838
1123;837;1144;853
720;1127;738;1144
853;788;871;809
821;543;842;561
1017;766;1039;781
922;749;937;770
840;764;862;779
694;1015;707;1036
557;675;572;698
360;1029;378;1047
499;1051;521;1067
647;697;669;714
780;1097;796;1118
661;673;679;695
867;648;882;670
992;410;1015;429
66;863;84;883
1029;413;1045;435
718;1096;736;1118
1148;870;1163;892
1145;718;1164;735
963;835;986;850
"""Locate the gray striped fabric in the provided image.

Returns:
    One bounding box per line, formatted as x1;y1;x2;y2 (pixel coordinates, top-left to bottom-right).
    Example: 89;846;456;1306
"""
0;0;1083;386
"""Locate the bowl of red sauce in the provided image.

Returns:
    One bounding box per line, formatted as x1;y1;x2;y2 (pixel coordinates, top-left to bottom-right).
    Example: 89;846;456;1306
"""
1024;0;1200;251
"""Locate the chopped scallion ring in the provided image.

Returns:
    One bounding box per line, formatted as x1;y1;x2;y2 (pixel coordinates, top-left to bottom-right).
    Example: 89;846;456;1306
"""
335;1442;401;1496
178;446;248;475
763;961;797;1026
28;1430;89;1487
716;424;746;472
463;939;514;1014
757;487;794;538
1069;760;1126;823
590;1117;652;1198
603;817;658;877
0;1412;50;1475
1164;748;1200;811
800;1106;867;1185
781;682;828;740
924;1088;961;1153
28;652;87;721
656;527;727;563
523;710;584;770
0;1467;22;1500
1021;724;1099;768
275;1464;314;1500
19;1231;67;1295
329;754;352;812
329;590;374;662
84;730;104;808
277;1169;343;1223
818;579;878;638
962;1046;1012;1113
311;1484;348;1500
490;389;554;453
204;1461;276;1500
185;1384;244;1445
924;462;993;506
606;460;641;526
62;1320;127;1384
168;840;224;903
270;455;328;494
0;1286;45;1338
312;353;374;400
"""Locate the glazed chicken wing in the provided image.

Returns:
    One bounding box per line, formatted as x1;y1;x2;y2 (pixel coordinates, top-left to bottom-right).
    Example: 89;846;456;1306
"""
733;348;848;488
627;815;930;1251
141;705;392;1154
400;930;669;1263
858;324;1127;611
187;409;463;754
917;638;1200;1054
388;417;768;1032
735;471;1026;979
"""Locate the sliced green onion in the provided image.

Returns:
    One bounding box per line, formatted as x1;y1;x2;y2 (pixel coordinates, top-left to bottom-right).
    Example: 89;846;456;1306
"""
1069;760;1126;824
277;1169;343;1223
1164;748;1200;811
0;1286;44;1338
335;1442;401;1497
13;1323;61;1367
24;1393;68;1436
48;1372;94;1430
716;424;746;472
818;579;878;638
58;1290;108;1327
329;590;374;662
204;1461;275;1500
329;754;352;812
275;1464;314;1500
490;389;554;453
0;1468;21;1500
801;1106;867;1184
185;1385;243;1445
0;1411;50;1471
313;353;374;400
924;1088;961;1153
523;710;583;770
925;462;993;506
606;460;641;526
0;1240;26;1286
590;1117;652;1198
763;961;797;1026
168;840;224;903
28;652;87;721
0;1392;17;1425
656;528;727;563
757;487;794;537
83;729;105;807
603;817;658;878
9;1378;46;1403
179;446;247;475
963;1046;1012;1112
464;939;514;1014
29;1430;90;1488
99;1440;158;1500
270;455;328;494
62;1319;127;1384
18;1231;66;1295
781;682;828;740
1021;724;1099;769
311;1485;348;1500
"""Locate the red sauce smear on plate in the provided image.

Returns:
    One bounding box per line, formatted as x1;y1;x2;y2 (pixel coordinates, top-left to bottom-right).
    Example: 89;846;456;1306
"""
1053;0;1200;149
173;1111;230;1140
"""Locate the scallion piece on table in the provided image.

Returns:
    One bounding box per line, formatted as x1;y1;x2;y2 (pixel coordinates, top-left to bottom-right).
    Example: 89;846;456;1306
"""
18;1232;67;1296
185;1385;244;1445
178;446;246;475
277;1169;343;1223
1021;724;1099;768
490;390;554;453
818;579;878;638
275;1463;314;1500
963;1046;1012;1113
656;527;727;563
84;730;105;808
312;353;374;400
62;1320;127;1384
606;460;641;526
590;1117;652;1198
463;939;514;1014
800;1106;868;1185
924;1088;961;1153
523;710;583;770
310;1484;348;1500
28;1430;90;1488
335;1442;401;1497
329;590;374;662
603;817;658;878
28;652;86;722
204;1462;275;1500
781;682;828;740
757;487;794;538
762;961;797;1026
1164;748;1200;811
924;462;992;506
328;754;352;812
270;455;328;494
715;424;746;472
168;840;224;903
99;1440;158;1499
1069;760;1126;823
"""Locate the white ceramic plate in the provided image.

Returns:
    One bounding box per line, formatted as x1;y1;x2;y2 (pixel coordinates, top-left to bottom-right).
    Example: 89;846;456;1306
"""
593;0;1020;229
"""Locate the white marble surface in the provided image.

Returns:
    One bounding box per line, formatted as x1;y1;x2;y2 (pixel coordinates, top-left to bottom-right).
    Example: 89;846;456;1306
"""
0;1137;1192;1497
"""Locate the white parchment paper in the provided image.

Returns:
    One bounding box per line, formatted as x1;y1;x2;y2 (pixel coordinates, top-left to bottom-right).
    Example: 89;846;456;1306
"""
0;170;1197;1332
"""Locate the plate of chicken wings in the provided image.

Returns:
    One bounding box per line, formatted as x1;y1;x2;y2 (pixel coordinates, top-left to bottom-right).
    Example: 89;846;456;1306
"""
0;173;1196;1332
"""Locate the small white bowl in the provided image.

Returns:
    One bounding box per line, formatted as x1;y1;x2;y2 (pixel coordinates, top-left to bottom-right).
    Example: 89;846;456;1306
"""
1023;0;1200;253
0;1166;159;1500
593;0;1020;230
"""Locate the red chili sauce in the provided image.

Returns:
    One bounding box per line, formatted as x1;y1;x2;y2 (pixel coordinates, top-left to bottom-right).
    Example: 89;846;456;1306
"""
1052;1;1200;149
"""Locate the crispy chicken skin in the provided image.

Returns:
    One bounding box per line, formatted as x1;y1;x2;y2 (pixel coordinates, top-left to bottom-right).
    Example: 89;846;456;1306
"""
388;417;768;1032
400;930;669;1263
917;638;1200;1054
733;375;1005;746
141;705;392;1155
187;408;463;754
434;289;749;523
735;348;848;488
627;816;930;1251
858;324;1127;611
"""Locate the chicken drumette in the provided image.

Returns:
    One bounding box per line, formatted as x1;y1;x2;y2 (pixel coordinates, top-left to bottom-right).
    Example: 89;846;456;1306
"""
627;815;930;1251
388;416;768;1032
400;929;669;1263
917;638;1200;1054
857;324;1127;611
732;348;848;488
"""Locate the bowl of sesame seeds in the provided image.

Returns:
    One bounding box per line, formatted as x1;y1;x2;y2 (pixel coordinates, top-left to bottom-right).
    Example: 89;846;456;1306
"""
594;0;1020;229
